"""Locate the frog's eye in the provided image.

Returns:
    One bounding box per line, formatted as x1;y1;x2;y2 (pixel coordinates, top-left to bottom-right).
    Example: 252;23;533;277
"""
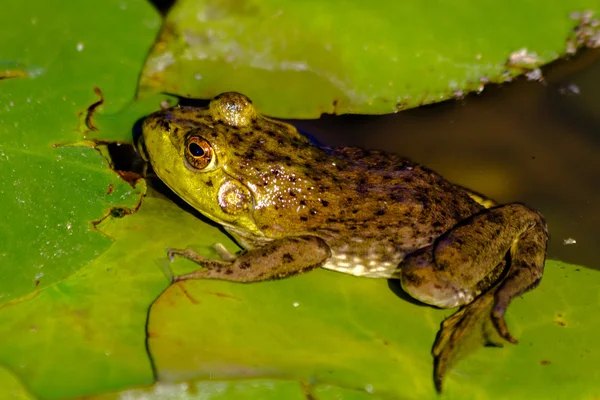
184;136;214;170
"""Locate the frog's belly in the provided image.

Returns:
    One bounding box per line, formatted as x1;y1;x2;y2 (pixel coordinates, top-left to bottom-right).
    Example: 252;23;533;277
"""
322;250;404;278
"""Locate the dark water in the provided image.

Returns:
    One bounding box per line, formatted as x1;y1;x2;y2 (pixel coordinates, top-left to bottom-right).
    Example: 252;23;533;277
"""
292;49;600;271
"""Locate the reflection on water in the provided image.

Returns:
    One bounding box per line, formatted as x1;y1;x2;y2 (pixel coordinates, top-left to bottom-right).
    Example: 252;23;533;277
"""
292;49;600;270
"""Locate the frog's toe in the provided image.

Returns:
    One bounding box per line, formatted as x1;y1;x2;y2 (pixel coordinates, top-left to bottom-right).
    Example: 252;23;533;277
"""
432;289;503;392
491;304;518;344
166;248;176;261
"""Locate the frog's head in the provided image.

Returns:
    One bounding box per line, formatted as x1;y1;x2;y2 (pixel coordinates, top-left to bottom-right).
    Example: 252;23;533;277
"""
139;92;319;238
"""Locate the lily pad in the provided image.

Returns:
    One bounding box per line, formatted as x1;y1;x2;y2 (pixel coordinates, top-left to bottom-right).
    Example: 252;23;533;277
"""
90;379;384;400
146;248;600;399
0;365;35;400
139;0;600;118
0;0;162;397
0;0;160;302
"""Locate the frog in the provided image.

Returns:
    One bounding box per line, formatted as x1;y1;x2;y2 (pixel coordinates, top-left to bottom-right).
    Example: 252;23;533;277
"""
137;92;548;391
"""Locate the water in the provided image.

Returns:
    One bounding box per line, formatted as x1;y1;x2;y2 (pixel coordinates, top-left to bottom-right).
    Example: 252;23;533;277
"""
293;48;600;270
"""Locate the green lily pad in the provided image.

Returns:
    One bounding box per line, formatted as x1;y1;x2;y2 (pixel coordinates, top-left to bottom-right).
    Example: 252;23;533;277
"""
146;249;599;399
139;0;600;118
0;365;35;400
0;0;160;303
89;379;384;400
0;192;192;399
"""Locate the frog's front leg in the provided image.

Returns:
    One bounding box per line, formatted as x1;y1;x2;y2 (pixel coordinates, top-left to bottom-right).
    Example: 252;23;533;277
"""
169;235;331;283
396;203;548;390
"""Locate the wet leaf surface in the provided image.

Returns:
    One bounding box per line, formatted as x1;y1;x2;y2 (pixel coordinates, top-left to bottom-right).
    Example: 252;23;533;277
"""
139;0;600;117
0;0;160;301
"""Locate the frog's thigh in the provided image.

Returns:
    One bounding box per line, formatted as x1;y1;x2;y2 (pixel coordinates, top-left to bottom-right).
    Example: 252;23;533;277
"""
174;235;331;283
399;203;547;311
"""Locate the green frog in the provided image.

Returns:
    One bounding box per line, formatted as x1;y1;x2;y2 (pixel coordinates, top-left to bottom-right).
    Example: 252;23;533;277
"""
138;92;548;391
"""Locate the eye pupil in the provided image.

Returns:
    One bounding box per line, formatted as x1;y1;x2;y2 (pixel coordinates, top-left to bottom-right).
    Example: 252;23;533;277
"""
189;142;204;157
185;136;213;170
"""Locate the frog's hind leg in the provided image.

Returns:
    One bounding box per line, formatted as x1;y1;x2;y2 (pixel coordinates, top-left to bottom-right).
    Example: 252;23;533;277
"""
169;235;331;283
397;203;548;391
489;216;548;340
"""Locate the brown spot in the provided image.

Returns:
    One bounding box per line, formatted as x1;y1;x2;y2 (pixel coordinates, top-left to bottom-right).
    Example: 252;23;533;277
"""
205;291;242;301
283;253;294;263
177;283;199;304
375;209;386;216
205;179;213;187
540;360;551;365
106;184;114;195
488;213;505;225
160;120;170;132
239;261;251;270
116;170;144;187
0;69;28;79
147;331;158;339
320;199;329;207
260;246;277;258
300;216;308;221
554;313;567;327
403;271;424;287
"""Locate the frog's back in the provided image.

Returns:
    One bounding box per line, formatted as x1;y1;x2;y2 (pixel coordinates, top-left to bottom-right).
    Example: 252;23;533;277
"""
311;147;483;277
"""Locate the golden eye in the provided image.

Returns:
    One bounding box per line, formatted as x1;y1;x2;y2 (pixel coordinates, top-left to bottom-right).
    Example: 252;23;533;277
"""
185;136;213;169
